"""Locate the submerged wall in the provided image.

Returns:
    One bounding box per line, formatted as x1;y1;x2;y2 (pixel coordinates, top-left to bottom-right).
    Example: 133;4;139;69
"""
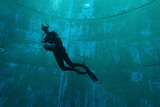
0;0;160;106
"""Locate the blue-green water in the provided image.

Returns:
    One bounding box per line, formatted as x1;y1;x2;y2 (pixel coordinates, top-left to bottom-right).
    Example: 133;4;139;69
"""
0;0;160;107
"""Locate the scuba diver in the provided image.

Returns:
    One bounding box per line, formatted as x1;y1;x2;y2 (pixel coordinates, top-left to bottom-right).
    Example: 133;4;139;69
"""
41;23;98;82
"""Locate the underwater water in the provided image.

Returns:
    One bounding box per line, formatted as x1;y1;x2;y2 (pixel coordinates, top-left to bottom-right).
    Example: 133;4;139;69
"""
0;0;160;106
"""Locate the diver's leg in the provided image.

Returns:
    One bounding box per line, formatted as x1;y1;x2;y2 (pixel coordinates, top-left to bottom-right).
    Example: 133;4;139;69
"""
60;52;98;81
72;62;98;82
60;51;87;74
54;53;66;71
54;53;86;74
62;52;85;68
61;51;75;67
72;63;98;82
63;55;98;82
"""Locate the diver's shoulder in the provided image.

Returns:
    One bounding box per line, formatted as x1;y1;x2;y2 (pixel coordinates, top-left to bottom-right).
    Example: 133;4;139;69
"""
50;31;57;35
49;31;60;38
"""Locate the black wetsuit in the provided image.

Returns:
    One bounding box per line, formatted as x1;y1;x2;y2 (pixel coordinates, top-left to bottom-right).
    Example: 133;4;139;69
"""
42;31;98;82
42;31;86;74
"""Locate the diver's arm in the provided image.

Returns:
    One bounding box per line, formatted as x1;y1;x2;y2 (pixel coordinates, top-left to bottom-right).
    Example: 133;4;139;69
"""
43;42;55;48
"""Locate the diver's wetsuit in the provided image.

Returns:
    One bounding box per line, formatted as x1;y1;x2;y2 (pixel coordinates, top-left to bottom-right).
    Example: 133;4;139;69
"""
42;31;86;74
42;31;98;82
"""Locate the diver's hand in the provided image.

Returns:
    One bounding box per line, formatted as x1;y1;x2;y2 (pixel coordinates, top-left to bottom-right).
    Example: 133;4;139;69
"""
43;43;55;51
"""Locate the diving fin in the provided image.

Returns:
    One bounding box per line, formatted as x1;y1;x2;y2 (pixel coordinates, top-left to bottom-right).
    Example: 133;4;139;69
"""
85;66;98;82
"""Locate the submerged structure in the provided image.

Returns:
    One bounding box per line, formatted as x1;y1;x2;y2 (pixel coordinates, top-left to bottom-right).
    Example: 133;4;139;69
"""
0;0;160;106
